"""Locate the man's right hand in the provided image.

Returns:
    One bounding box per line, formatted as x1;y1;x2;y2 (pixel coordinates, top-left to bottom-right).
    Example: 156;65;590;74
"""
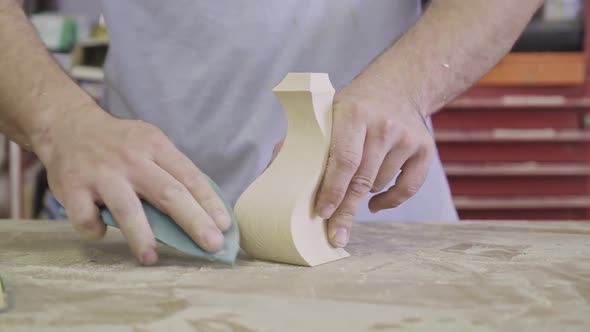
1;0;229;265
33;107;231;265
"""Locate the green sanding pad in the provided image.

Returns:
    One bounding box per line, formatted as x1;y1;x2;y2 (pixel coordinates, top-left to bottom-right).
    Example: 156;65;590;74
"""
99;177;240;264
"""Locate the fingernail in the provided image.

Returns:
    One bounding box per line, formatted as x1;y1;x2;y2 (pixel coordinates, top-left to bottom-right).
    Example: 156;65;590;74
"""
318;204;335;219
213;209;231;230
140;250;158;265
203;228;224;252
332;227;349;248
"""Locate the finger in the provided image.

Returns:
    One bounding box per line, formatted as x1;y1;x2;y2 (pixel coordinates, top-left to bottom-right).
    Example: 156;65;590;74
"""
98;178;158;265
327;121;394;247
368;148;432;212
62;190;106;241
316;104;367;219
133;161;224;253
370;143;414;193
153;143;231;231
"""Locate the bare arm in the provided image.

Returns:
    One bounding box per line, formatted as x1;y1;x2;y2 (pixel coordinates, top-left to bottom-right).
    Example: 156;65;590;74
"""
361;0;544;118
0;0;97;153
316;0;543;247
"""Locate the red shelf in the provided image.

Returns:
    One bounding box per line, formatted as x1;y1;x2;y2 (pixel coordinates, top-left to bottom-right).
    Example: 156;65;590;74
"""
434;1;590;220
454;196;590;220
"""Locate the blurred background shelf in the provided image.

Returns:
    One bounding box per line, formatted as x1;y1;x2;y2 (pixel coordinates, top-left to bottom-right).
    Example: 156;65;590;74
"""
434;0;590;221
454;196;590;220
445;162;590;196
477;52;585;87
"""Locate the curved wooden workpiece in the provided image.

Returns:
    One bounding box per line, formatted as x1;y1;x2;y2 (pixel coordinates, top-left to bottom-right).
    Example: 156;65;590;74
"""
234;73;350;266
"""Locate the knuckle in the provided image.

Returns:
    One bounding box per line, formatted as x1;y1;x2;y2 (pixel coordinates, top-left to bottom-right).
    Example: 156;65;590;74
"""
331;211;355;225
59;173;90;193
400;183;421;198
109;198;138;219
398;136;417;152
332;150;361;173
183;176;201;194
347;102;368;122
66;198;105;240
69;208;95;227
182;171;207;194
120;149;145;166
193;185;222;211
374;119;396;144
159;183;187;205
200;196;222;211
140;124;169;151
349;174;373;196
94;164;116;179
321;185;347;204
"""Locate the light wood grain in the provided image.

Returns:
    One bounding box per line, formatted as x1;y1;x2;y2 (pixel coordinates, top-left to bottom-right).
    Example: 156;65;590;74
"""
234;73;349;266
1;219;590;331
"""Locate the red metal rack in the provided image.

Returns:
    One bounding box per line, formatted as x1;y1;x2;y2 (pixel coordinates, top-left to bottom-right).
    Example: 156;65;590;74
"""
433;1;590;220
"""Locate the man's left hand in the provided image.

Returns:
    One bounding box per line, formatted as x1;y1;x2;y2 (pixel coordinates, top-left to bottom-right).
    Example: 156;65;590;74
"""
315;77;435;248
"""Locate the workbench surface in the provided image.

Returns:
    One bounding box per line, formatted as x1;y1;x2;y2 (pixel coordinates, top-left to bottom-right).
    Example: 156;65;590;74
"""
1;219;589;332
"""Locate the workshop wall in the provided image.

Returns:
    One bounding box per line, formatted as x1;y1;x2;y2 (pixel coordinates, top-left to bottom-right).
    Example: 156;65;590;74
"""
0;0;587;221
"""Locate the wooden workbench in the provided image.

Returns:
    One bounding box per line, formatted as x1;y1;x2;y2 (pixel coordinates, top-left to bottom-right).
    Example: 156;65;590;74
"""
1;219;589;332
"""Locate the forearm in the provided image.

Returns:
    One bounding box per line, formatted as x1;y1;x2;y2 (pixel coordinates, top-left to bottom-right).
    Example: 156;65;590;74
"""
0;0;100;152
357;0;543;118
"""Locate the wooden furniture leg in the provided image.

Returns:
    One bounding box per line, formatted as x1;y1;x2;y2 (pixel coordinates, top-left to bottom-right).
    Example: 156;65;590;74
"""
234;73;350;266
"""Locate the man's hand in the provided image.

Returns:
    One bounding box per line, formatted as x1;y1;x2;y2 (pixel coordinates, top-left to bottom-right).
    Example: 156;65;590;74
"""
315;78;434;248
311;0;542;248
34;108;231;265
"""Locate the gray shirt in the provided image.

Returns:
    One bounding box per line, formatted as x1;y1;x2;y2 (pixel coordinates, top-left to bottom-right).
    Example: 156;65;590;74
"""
99;0;458;222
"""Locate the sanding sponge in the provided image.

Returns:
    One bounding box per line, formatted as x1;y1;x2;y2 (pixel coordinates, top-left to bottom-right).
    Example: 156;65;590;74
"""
99;176;240;264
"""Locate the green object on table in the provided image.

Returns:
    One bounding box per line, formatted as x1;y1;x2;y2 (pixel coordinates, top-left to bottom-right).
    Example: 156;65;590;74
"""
99;176;240;264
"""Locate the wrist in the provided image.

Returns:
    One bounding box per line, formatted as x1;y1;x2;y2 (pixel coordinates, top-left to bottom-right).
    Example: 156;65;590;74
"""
29;98;105;163
345;72;428;122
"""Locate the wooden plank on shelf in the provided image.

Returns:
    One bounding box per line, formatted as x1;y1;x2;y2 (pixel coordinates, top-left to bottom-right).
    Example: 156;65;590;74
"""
477;52;585;86
444;162;590;176
444;164;590;196
458;209;590;220
438;141;590;162
454;195;590;209
447;95;590;108
435;129;590;142
449;176;590;196
433;108;582;129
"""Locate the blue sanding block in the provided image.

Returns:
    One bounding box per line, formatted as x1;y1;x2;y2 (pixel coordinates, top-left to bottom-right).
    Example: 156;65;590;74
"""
99;177;240;264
